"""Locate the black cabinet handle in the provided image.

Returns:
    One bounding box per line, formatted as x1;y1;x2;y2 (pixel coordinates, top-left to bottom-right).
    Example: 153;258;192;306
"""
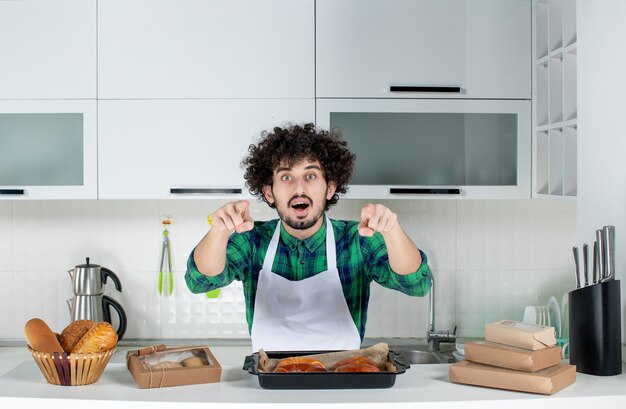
390;86;462;93
390;188;461;195
170;188;242;195
0;189;25;195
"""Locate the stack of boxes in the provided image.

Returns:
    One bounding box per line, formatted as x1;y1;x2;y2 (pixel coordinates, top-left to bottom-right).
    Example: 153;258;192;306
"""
449;320;576;395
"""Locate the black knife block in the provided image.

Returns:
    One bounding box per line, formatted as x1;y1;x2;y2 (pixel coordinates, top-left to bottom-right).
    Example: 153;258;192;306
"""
569;279;622;376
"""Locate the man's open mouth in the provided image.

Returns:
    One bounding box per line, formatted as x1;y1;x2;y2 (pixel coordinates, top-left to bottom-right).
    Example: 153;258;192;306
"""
289;198;311;216
291;201;310;210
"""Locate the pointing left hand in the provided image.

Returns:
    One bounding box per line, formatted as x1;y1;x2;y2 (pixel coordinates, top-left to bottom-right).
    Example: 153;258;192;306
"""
358;203;398;237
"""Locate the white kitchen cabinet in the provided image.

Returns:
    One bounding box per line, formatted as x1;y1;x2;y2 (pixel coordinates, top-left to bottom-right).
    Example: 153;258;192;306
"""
0;100;98;199
316;0;531;99
0;0;96;99
98;0;314;99
532;0;577;198
317;99;531;199
98;99;315;199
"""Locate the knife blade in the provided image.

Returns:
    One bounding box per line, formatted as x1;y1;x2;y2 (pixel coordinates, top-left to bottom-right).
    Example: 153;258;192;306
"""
593;241;599;284
602;225;615;282
583;243;589;286
596;229;606;281
573;246;581;288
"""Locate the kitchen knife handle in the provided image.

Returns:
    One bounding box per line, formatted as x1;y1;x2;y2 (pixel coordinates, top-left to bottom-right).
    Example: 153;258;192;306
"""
0;189;24;195
169;188;242;195
390;85;462;93
390;188;461;195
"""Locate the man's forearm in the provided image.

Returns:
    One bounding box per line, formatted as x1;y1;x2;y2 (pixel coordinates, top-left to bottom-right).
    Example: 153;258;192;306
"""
193;229;231;277
381;225;423;275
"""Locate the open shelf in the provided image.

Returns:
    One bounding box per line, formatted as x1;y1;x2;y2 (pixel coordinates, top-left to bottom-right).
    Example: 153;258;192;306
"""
536;1;549;59
549;55;563;123
563;49;577;121
536;131;549;194
548;0;563;52
548;128;564;195
563;126;577;196
533;0;576;198
562;0;577;46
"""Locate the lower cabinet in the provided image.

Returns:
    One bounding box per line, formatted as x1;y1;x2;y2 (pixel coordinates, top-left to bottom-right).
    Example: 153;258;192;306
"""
98;99;315;199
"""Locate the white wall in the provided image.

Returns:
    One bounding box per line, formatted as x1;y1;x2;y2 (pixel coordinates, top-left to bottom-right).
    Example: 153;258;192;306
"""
0;199;575;341
577;0;626;341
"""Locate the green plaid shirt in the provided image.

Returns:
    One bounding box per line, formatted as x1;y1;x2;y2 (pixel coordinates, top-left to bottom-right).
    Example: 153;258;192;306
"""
185;216;431;339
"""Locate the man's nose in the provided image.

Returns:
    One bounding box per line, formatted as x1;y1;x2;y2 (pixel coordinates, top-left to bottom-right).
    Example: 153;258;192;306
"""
293;177;306;194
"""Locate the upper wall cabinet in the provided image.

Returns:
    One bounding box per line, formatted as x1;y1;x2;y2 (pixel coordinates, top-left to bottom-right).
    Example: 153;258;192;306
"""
316;0;531;99
98;99;314;199
0;0;96;99
98;0;314;99
0;100;98;199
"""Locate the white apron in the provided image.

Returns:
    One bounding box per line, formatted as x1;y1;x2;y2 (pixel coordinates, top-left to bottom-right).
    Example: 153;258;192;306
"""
250;216;361;352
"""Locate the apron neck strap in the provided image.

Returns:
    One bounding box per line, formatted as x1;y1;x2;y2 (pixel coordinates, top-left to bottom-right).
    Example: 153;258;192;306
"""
325;215;337;270
262;215;336;271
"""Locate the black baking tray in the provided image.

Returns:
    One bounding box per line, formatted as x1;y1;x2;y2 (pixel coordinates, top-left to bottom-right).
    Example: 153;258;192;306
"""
242;350;410;389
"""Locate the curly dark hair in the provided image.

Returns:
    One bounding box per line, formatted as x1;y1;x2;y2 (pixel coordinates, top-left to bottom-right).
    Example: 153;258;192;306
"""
242;123;355;210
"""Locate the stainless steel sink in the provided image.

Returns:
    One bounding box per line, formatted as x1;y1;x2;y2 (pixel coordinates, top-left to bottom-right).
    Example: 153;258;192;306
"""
398;350;441;364
390;346;457;365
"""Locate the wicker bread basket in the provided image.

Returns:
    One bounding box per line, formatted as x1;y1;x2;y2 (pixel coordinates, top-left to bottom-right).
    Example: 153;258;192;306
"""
28;346;115;386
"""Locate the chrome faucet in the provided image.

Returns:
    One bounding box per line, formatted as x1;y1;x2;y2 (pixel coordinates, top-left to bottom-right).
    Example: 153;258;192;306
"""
426;273;456;351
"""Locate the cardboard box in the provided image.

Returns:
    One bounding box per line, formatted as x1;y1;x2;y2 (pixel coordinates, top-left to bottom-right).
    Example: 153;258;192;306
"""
485;320;556;350
449;360;576;395
464;341;562;372
126;345;221;389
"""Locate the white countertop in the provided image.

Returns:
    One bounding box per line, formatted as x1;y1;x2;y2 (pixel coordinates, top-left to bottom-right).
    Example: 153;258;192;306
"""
1;346;626;409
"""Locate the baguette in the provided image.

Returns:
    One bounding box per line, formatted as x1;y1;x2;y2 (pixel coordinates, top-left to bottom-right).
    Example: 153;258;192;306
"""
24;318;64;354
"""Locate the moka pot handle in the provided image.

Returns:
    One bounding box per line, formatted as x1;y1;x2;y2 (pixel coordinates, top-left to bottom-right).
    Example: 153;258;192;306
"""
103;295;127;340
101;267;122;292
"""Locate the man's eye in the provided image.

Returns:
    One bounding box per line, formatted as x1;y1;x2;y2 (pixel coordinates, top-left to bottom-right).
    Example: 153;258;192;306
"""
281;175;291;182
305;174;316;181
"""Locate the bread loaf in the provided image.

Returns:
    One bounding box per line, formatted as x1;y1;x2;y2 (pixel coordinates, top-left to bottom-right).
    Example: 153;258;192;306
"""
24;318;64;354
59;320;96;353
152;361;183;369
71;322;118;354
181;356;207;367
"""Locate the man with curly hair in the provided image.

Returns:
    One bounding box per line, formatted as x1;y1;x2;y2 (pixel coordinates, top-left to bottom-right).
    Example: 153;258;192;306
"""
186;123;431;352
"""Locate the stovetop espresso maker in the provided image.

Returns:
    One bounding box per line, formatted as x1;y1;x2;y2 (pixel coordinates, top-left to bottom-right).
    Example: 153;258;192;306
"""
66;257;127;339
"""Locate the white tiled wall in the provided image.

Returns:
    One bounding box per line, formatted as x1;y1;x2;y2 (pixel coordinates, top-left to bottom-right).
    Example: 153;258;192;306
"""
0;199;576;341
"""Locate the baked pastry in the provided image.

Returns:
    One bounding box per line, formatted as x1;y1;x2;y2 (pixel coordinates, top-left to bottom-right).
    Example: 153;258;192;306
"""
24;318;64;354
181;356;207;367
59;320;96;353
71;322;118;354
152;361;183;369
275;357;325;371
332;356;379;370
274;363;327;373
334;363;380;373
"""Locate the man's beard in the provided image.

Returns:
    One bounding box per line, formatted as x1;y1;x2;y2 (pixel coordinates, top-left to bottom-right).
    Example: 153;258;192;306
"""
276;195;326;230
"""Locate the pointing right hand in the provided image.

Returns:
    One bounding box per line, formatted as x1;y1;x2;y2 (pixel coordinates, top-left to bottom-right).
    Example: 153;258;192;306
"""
210;200;254;233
